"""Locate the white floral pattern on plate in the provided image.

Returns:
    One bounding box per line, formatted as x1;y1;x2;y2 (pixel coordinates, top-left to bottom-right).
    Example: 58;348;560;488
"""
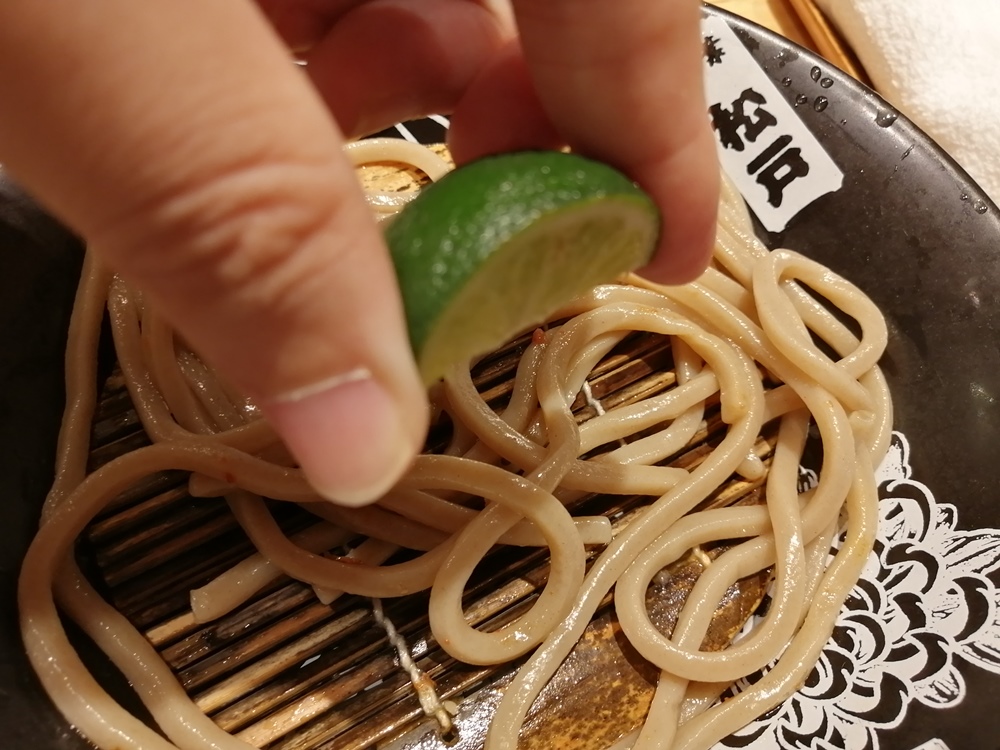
717;432;1000;749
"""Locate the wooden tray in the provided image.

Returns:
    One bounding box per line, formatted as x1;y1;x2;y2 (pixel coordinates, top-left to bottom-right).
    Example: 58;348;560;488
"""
711;0;869;84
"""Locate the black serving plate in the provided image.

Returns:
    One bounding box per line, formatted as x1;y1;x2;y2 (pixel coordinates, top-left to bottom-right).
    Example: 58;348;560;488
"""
2;6;999;749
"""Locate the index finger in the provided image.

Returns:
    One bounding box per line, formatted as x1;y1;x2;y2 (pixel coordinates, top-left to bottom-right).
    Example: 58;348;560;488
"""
511;0;718;283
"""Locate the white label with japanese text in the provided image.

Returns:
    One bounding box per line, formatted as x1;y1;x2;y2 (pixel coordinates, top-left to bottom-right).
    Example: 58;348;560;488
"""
701;15;843;232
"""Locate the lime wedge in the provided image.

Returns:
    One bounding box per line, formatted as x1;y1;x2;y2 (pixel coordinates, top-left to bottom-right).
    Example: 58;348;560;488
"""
384;151;661;385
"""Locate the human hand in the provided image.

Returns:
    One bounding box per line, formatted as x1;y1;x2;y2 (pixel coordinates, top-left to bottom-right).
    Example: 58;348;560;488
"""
0;0;718;506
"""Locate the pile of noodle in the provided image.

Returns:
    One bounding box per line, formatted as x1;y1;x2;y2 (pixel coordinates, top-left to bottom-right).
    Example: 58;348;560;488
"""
18;138;891;750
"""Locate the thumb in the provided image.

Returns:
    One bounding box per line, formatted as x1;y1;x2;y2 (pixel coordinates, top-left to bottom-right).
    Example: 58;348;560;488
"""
0;0;427;505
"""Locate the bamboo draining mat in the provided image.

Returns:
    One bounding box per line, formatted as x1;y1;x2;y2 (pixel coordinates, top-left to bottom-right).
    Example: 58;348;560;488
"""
83;328;776;750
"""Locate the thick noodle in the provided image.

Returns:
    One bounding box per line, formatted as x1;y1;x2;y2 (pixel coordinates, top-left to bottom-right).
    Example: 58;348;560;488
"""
19;140;891;750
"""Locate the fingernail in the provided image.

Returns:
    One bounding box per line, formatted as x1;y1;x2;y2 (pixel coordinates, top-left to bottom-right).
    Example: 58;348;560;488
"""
264;369;415;506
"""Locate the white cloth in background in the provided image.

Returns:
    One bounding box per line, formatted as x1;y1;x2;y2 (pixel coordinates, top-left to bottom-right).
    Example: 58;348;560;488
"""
815;0;1000;204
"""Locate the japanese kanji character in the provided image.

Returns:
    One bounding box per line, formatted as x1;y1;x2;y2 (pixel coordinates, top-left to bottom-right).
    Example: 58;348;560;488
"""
709;88;777;152
753;144;810;207
704;35;725;66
